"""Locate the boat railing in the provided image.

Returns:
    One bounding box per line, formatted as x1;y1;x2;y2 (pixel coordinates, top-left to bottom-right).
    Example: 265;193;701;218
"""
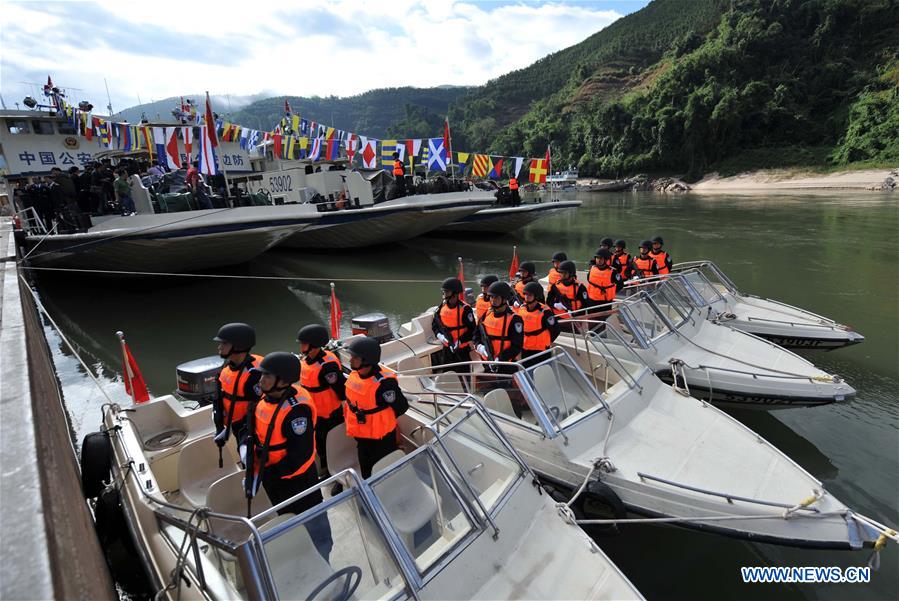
16;206;51;236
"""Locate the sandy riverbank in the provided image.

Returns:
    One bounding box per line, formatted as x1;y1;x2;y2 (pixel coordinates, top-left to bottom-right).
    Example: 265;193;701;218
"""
689;168;896;192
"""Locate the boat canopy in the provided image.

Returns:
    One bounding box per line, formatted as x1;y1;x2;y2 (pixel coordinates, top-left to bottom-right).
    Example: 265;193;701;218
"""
151;400;528;600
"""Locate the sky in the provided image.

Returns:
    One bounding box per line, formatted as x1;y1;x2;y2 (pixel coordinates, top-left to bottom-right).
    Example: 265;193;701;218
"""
1;0;650;113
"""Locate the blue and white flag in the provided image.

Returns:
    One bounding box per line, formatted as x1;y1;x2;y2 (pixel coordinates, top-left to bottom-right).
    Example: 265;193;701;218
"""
309;137;322;161
247;130;261;154
198;125;218;176
152;127;167;168
427;138;447;171
239;128;249;150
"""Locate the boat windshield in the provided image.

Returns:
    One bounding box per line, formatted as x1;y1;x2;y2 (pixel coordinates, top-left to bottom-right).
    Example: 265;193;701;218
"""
672;271;725;307
672;260;741;296
647;282;695;326
618;295;674;344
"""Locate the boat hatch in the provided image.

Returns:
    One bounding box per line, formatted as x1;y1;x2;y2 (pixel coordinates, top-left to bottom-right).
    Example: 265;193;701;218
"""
155;401;527;600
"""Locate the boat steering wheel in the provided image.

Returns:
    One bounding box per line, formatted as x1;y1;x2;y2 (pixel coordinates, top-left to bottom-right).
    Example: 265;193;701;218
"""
305;566;362;601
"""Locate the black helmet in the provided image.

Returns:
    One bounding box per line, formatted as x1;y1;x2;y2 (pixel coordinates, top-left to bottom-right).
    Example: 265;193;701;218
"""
256;352;300;384
652;236;664;245
441;277;463;294
480;274;499;287
552;251;567;261
600;237;614;247
487;281;513;300
519;261;536;276
639;240;653;251
296;324;329;348
594;248;612;260
615;239;626;248
559;260;577;276
347;336;381;366
213;323;255;352
523;281;545;301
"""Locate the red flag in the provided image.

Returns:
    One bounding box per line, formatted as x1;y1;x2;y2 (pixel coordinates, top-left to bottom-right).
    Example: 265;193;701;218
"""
329;283;342;340
545;145;551;177
204;92;218;148
508;246;519;280
444;117;452;159
273;133;283;158
457;257;464;288
284;99;291;115
117;332;149;403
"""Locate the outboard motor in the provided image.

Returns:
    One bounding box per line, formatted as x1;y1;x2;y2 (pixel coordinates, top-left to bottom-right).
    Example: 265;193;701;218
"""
351;313;394;342
175;356;221;405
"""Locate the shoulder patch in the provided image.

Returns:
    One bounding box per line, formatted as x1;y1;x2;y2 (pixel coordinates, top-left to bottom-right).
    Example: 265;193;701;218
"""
548;316;556;325
514;322;523;333
253;384;262;396
325;372;339;384
290;417;308;435
466;311;474;322
382;390;396;404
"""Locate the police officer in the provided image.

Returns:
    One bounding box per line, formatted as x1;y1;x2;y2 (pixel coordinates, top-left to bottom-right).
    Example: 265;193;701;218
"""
475;275;499;322
392;152;406;198
517;281;560;365
242;352;332;559
297;324;345;488
546;260;589;319
473;281;524;367
508;176;520;205
650;236;672;274
513;261;537;304
586;248;623;314
432;277;476;367
632;240;659;279
212;323;262;454
344;337;408;478
546;251;567;291
612;240;632;279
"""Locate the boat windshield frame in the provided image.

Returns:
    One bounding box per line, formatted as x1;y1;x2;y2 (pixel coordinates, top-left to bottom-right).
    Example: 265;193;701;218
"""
672;260;742;296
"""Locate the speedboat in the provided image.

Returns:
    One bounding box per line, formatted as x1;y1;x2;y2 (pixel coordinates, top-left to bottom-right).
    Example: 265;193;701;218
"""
668;261;865;350
370;314;889;550
84;389;642;599
435;200;582;234
588;281;856;409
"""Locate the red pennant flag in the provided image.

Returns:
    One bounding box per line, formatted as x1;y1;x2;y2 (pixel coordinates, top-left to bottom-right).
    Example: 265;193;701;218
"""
204;92;218;148
117;331;149;403
508;245;520;280
457;257;464;288
444;117;452;159
329;283;342;340
273;133;283;158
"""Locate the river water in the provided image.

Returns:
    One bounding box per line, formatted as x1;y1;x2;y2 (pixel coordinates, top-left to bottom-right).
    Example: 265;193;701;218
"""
32;190;898;599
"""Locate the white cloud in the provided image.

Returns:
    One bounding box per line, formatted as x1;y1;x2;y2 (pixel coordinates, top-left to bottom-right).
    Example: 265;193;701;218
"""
1;0;632;112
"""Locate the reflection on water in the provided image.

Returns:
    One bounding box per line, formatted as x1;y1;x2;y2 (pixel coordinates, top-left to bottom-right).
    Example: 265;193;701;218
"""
34;191;898;600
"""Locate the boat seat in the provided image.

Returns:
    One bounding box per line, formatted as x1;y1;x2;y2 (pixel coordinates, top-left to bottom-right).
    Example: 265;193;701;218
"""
533;364;569;420
130;397;215;458
397;355;425;372
372;451;438;551
484;388;516;419
178;435;240;509
206;471;272;523
326;425;362;479
264;519;337;599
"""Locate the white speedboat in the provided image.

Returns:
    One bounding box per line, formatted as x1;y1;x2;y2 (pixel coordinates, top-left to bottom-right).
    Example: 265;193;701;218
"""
435;200;582;234
85;392;642;600
370;315;889;550
591;281;856;409
18;205;311;273
669;261;865;350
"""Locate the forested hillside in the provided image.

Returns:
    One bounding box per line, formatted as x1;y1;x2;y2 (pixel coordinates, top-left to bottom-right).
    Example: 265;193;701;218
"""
228;87;470;139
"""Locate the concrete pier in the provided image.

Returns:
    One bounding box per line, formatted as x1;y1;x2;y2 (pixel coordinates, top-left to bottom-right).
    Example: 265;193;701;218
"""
0;219;115;600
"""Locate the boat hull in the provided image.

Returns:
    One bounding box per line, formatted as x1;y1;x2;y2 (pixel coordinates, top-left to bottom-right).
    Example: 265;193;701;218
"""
436;200;582;234
279;192;495;248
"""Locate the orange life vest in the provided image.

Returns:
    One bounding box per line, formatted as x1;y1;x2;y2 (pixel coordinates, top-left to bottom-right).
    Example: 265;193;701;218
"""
475;294;491;323
650;250;670;275
633;256;655;278
393;160;404;177
481;309;517;358
552;280;583;317
514;278;533;299
509;178;519;191
253;390;317;479
547;267;562;289
300;350;343;417
517;303;551;351
613;252;630;277
344;367;398;439
587;265;617;302
218;354;263;428
438;302;472;348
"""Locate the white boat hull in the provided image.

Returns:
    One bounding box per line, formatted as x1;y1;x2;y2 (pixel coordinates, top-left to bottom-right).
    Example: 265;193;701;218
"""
436;200;582;233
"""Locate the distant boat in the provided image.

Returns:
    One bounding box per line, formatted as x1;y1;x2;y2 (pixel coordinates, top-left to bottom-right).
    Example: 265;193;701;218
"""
436;199;582;234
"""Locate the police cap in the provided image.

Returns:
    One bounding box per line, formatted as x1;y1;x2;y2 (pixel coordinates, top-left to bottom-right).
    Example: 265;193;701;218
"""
552;251;567;262
441;277;464;294
347;336;381;366
256;352;300;384
487;281;513;300
615;239;626;248
559;260;577;276
519;261;536;276
296;324;329;348
639;240;653;251
213;323;256;351
652;236;664;245
480;274;499;287
594;248;612;260
523;281;545;301
601;237;614;247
